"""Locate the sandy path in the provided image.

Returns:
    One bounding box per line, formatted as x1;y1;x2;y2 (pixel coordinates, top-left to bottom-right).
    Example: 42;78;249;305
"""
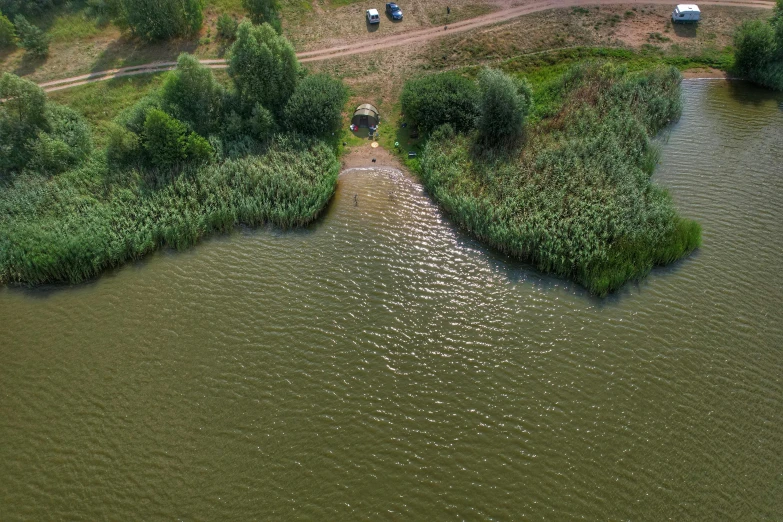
39;0;773;93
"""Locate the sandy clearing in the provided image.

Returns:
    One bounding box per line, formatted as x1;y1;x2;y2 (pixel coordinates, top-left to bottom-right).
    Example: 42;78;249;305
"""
38;0;773;93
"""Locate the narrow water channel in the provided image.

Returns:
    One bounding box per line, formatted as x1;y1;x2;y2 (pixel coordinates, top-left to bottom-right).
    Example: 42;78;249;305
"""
1;80;781;519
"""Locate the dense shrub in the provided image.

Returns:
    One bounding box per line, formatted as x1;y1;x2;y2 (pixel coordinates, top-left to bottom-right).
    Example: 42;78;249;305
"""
0;73;91;174
476;68;531;146
283;74;347;137
217;13;238;39
0;137;340;285
734;20;776;73
0;10;15;47
161;53;225;136
419;63;700;296
106;122;141;165
229;21;298;116
242;0;281;33
400;72;480;133
14;15;49;57
116;92;162;134
29;104;93;173
116;0;204;41
142;109;212;167
248;103;276;141
0;0;56;18
733;5;783;90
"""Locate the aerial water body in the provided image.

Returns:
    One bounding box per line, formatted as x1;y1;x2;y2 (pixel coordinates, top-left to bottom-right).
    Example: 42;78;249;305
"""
1;80;781;520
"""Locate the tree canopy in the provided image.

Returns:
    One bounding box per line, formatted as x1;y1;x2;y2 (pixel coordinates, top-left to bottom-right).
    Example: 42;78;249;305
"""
476;68;531;146
400;72;480;133
117;0;204;41
161;53;226;137
228;21;299;116
284;74;347;137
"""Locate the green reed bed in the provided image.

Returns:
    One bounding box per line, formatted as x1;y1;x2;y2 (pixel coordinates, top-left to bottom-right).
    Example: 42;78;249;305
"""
418;63;701;296
0;136;339;285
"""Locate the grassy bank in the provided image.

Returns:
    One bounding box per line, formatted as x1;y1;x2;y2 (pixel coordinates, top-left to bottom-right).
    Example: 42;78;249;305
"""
416;63;701;295
1;23;347;286
0;136;339;285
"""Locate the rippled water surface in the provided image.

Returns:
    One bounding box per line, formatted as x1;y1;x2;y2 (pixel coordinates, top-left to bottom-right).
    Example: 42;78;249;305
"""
1;81;782;520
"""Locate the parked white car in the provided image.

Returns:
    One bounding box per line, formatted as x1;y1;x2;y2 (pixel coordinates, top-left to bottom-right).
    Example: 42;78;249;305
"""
672;4;700;23
366;9;380;24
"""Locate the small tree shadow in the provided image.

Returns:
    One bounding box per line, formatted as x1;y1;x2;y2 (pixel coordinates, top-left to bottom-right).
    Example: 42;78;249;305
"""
91;35;199;73
13;52;47;76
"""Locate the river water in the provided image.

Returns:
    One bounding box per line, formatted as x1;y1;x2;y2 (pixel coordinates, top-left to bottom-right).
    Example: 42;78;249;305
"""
1;81;782;520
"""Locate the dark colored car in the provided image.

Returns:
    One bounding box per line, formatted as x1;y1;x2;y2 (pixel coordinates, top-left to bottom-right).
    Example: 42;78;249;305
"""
385;3;403;20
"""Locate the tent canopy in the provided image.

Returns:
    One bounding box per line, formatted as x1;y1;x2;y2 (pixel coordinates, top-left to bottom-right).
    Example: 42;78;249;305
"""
352;103;380;128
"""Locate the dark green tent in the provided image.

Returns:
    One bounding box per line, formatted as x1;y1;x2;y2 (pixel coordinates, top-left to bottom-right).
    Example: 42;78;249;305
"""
351;104;380;128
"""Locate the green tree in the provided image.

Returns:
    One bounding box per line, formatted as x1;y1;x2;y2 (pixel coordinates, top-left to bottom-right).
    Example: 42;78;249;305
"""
35;104;93;172
249;103;275;141
0;73;92;174
0;0;55;18
0;72;48;171
228;20;298;117
242;0;281;33
476;68;531;146
106;121;141;165
774;0;783;55
734;20;775;73
216;13;238;39
14;15;49;57
0;10;16;48
400;72;480;133
117;0;203;41
142;109;212;167
142;108;188;167
283;74;347;137
161;53;225;136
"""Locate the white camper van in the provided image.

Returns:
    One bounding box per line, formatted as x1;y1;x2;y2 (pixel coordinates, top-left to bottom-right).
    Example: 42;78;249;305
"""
672;4;700;23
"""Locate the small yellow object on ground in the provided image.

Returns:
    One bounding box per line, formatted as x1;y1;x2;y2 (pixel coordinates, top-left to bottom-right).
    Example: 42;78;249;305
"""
371;142;379;148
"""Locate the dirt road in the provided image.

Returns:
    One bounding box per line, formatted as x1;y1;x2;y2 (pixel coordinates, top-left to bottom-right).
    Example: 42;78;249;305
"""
39;0;774;93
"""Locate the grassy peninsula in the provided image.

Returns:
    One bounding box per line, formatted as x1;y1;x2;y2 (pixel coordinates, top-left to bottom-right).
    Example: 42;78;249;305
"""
0;20;345;286
408;63;701;295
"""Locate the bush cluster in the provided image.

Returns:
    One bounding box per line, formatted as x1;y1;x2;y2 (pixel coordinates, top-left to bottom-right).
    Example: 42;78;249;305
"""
112;0;204;41
733;0;783;90
0;10;15;47
217;13;238;39
418;63;701;296
242;0;281;33
400;73;480;133
476;68;532;146
401;68;531;146
0;73;92;174
13;14;49;57
0;0;58;18
0;22;348;286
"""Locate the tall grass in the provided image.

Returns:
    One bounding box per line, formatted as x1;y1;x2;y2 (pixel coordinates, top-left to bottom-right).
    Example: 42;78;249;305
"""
0;135;339;285
419;62;701;296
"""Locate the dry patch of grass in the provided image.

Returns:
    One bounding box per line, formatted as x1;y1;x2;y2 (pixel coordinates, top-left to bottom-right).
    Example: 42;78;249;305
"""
284;0;500;51
0;0;247;83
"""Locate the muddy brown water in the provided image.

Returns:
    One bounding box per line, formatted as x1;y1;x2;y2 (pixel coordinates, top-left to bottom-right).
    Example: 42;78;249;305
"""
1;80;782;519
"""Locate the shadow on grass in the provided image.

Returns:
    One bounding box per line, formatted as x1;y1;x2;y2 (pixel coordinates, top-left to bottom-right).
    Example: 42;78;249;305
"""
90;35;199;73
13;53;47;76
672;23;698;38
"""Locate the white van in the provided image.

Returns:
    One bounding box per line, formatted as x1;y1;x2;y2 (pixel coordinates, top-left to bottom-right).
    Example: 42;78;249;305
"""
366;9;380;24
672;4;700;23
